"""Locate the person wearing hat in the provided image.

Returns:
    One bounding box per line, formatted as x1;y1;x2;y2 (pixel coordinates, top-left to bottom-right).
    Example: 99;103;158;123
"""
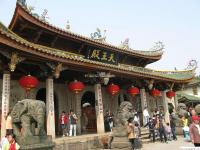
189;116;200;147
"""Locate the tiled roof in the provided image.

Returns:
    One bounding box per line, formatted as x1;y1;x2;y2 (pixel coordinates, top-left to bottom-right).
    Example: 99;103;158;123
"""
187;76;200;86
10;2;164;59
0;22;195;82
177;92;200;102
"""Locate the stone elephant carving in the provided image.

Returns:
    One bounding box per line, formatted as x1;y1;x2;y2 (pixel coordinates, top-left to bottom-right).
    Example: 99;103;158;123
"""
11;99;46;137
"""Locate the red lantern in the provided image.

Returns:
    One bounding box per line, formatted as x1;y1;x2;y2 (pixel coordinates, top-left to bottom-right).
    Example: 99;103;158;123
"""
150;89;161;97
166;90;176;99
107;83;120;96
68;80;85;93
127;86;140;96
19;75;39;91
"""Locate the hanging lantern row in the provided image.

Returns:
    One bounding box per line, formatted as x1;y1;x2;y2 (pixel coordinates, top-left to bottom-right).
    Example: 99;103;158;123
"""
150;89;161;97
68;80;85;94
107;83;120;96
18;75;175;100
19;75;39;92
166;90;176;99
127;86;140;96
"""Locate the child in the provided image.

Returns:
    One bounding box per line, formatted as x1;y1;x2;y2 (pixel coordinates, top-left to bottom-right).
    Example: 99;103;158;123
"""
165;123;172;141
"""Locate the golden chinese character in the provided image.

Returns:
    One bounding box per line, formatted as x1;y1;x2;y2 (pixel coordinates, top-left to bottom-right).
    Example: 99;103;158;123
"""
108;53;115;63
90;50;100;60
101;52;108;61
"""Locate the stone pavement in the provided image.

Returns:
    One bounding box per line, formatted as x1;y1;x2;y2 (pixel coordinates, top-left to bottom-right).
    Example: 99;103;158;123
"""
141;136;194;150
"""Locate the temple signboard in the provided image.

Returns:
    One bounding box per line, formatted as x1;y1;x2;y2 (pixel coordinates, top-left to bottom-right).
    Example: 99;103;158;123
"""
86;49;119;65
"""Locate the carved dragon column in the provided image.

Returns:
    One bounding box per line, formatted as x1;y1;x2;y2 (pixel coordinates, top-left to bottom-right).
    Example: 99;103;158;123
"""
46;77;56;139
94;84;105;134
162;90;170;123
1;72;11;139
140;88;148;126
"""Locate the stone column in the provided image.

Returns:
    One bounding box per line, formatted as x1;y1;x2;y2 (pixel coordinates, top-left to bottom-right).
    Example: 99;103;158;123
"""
94;84;105;134
140;89;147;125
174;95;178;112
1;73;10;139
119;90;124;104
46;78;55;139
162;91;170;123
76;94;81;135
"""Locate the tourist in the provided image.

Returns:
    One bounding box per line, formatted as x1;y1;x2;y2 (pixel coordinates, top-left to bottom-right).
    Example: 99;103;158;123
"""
145;118;156;142
143;107;150;127
134;113;140;126
59;111;68;137
158;118;167;143
3;133;20;150
69;109;78;136
105;110;114;132
104;111;111;132
181;115;189;138
5;112;13;135
165;123;172;141
189;116;200;147
133;122;142;150
170;114;177;140
159;108;164;120
0;133;9;150
127;117;135;150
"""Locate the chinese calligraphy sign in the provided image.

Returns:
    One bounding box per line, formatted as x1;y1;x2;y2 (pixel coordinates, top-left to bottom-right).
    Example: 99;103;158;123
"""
87;49;119;65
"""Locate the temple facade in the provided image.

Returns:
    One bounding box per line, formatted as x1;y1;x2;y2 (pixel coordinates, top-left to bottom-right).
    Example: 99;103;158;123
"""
0;1;196;140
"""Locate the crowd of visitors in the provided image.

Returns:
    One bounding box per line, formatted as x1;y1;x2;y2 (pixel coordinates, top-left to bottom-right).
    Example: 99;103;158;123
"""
59;109;78;137
2;102;200;150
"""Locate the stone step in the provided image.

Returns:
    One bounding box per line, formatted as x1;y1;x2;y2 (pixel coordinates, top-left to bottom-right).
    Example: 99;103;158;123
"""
141;138;151;144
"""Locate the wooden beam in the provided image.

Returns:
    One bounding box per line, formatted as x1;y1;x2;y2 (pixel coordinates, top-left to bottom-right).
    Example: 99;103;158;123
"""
78;43;85;53
33;31;43;43
18;23;28;32
50;36;58;47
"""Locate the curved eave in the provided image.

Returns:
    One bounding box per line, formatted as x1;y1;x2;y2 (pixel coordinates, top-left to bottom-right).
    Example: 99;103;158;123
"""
0;23;195;83
9;3;163;61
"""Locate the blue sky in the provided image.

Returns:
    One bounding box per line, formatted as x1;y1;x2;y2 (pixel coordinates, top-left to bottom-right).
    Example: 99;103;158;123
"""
0;0;200;75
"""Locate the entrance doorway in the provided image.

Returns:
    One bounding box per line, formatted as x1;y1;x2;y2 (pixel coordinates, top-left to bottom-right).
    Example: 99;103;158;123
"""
81;91;97;133
36;88;59;136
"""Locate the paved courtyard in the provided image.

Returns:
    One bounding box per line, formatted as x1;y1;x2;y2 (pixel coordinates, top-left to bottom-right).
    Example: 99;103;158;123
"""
142;137;194;150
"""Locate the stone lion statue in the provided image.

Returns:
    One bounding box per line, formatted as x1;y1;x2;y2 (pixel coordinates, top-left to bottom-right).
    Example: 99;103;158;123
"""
177;103;188;117
11;99;46;137
113;101;134;137
195;104;200;115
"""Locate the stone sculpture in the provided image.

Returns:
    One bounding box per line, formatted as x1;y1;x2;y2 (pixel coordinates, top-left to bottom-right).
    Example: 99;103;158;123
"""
110;101;134;149
115;101;134;128
90;28;106;42
11;99;46;137
195;104;200;115
177;103;188;117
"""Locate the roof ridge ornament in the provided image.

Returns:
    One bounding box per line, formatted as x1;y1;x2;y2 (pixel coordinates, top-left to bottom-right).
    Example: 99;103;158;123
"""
119;38;130;50
90;28;106;42
66;20;71;31
150;41;164;51
185;59;198;71
26;5;40;18
41;9;49;22
17;0;27;7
